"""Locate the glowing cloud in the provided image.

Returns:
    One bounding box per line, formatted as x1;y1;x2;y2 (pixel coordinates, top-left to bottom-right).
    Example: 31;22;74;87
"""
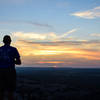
38;61;64;64
13;40;100;67
13;32;47;41
59;28;78;38
12;28;78;42
72;6;100;19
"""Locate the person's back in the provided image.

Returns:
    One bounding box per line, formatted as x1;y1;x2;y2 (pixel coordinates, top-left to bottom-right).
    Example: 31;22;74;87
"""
0;35;21;100
0;45;20;69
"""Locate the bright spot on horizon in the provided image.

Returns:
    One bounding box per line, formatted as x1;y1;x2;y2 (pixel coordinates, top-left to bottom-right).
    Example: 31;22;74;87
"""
53;65;57;68
38;61;64;64
33;50;84;55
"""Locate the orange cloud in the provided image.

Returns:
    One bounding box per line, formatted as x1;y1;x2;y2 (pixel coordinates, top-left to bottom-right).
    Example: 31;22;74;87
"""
13;40;100;67
38;61;64;64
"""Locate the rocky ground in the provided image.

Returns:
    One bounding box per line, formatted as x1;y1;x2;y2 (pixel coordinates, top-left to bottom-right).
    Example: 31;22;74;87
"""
12;67;100;100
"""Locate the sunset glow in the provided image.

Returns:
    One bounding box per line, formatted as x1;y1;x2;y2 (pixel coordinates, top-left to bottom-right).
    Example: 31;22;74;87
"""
12;40;100;67
33;50;83;55
38;61;64;64
0;0;100;67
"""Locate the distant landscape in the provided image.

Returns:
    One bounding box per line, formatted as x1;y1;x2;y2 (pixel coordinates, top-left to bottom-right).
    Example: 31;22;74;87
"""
14;67;100;100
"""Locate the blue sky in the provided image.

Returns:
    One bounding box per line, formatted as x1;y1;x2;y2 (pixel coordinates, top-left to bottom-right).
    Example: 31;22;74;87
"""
0;0;100;67
0;0;100;36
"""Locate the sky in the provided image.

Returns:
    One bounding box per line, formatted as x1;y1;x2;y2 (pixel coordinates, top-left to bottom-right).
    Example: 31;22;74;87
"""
0;0;100;68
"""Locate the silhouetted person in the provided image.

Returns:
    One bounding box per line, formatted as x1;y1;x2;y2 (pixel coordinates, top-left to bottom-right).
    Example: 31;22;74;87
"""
0;35;21;100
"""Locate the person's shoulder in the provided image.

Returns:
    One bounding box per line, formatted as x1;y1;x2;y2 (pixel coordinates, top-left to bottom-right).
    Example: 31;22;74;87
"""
0;46;5;52
0;46;4;49
9;46;17;50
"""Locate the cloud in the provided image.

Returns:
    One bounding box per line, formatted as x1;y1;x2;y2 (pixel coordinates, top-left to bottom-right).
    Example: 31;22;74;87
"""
13;39;100;67
11;30;100;67
13;32;47;41
26;21;53;28
71;6;100;19
12;28;78;42
91;33;100;37
58;28;78;38
17;39;100;50
0;20;53;28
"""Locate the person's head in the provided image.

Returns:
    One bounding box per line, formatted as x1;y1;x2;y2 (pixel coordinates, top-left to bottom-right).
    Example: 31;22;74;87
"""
3;35;11;45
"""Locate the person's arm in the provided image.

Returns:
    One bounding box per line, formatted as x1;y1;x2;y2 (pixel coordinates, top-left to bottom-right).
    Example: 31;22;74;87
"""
15;58;21;65
14;48;21;65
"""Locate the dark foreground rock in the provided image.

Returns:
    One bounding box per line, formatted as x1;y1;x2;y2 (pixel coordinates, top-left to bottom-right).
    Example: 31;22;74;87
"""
12;67;100;100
